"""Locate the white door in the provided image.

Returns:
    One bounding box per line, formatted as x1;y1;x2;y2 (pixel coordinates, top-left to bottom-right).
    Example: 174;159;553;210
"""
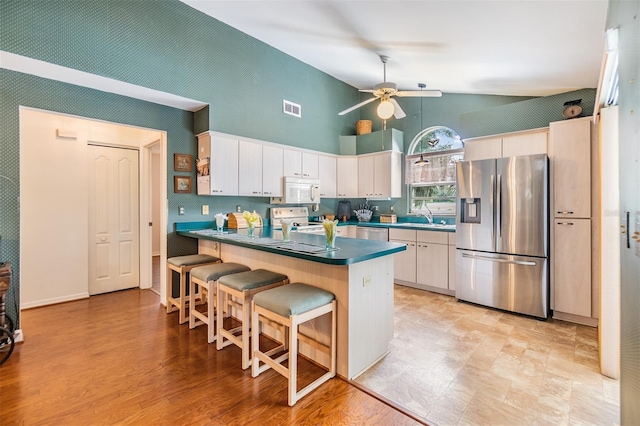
88;145;140;295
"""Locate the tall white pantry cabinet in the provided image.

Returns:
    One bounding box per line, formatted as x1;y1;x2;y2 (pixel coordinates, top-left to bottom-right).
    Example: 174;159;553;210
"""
549;116;597;324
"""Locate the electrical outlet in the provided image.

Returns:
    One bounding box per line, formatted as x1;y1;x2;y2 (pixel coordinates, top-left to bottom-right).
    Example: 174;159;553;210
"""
178;206;185;215
236;205;242;213
363;275;372;287
201;205;209;215
390;206;395;212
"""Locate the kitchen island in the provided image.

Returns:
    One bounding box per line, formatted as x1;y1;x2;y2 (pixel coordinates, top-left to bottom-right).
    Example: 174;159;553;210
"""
177;224;406;380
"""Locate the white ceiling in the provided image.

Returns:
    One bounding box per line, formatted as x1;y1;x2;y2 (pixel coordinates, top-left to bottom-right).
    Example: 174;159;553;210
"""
182;0;609;97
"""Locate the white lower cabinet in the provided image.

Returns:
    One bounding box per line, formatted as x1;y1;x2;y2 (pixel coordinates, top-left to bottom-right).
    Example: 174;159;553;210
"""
389;228;455;295
336;225;357;238
416;231;449;290
448;232;456;291
553;218;592;317
391;239;417;283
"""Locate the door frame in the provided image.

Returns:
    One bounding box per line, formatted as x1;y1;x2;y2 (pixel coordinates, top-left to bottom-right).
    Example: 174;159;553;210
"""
140;138;167;297
19;107;168;308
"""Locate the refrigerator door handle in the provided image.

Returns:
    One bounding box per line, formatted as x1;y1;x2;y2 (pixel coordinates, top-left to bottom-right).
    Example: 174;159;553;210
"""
496;174;502;238
461;252;537;266
491;173;496;248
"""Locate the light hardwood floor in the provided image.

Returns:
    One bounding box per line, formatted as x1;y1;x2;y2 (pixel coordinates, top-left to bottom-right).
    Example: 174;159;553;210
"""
355;285;621;425
1;289;423;425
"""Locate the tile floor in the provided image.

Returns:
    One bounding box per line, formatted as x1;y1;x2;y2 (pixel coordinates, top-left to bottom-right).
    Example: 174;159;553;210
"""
355;285;620;426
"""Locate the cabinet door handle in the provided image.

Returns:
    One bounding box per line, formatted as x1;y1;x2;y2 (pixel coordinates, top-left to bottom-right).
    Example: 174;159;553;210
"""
557;211;574;215
556;222;574;226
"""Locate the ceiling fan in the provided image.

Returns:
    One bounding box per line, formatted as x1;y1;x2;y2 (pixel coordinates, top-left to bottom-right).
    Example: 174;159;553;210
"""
338;55;442;119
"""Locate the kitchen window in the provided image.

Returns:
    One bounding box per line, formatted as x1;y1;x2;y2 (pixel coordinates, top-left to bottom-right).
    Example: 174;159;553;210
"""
406;126;463;215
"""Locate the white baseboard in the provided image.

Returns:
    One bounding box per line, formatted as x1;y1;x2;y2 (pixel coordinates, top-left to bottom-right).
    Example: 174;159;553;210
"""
21;292;89;310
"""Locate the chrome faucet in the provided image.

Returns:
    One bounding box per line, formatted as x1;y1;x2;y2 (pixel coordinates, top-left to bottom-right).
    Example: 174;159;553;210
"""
421;207;434;224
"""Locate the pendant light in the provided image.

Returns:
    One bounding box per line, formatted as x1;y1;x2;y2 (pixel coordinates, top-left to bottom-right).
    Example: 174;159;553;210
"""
415;83;429;165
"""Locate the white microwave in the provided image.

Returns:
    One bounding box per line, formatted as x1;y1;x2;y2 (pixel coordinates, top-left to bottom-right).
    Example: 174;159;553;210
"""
283;177;320;204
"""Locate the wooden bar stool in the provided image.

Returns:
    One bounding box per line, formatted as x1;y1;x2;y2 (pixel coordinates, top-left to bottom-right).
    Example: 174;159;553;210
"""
251;283;336;406
216;269;289;369
166;254;220;324
188;262;251;343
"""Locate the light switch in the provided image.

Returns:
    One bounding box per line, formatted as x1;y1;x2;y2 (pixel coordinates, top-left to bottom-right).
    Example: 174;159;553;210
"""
363;275;372;287
201;205;209;215
178;206;185;215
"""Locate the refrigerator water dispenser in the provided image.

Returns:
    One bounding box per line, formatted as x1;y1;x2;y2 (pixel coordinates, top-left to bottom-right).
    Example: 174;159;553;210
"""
460;198;481;224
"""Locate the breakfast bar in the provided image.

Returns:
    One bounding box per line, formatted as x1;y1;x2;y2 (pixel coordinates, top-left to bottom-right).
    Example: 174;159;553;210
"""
177;224;405;380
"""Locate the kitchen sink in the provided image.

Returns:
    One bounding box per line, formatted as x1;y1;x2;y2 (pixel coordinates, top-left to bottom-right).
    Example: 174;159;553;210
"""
402;223;456;230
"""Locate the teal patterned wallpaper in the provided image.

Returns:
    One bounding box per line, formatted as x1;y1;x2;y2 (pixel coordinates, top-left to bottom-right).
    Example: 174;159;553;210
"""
1;0;359;151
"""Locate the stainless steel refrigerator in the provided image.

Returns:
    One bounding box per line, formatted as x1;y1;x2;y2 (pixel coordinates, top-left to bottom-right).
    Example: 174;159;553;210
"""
455;154;549;319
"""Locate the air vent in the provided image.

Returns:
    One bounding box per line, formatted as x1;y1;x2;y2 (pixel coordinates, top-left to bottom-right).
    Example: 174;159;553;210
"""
283;100;301;118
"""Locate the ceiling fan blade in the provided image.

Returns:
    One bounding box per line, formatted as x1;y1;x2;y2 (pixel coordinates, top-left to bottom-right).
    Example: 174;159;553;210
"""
359;89;376;93
396;90;443;98
338;97;378;115
389;98;406;119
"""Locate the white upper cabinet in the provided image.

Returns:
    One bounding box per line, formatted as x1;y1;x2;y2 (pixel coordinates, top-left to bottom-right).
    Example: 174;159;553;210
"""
302;152;319;179
549;117;591;218
463;136;502;161
238;140;263;196
318;155;337;198
283;149;319;179
357;155;375;197
336;156;358;198
262;145;284;197
197;133;238;196
358;152;401;198
283;148;302;177
464;129;548;161
502;131;548;157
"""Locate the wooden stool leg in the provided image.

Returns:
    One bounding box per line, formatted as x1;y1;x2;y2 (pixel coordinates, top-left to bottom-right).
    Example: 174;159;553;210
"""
288;316;298;407
189;276;197;329
179;267;187;324
241;293;251;369
216;285;224;350
251;301;260;378
207;281;215;343
166;265;172;314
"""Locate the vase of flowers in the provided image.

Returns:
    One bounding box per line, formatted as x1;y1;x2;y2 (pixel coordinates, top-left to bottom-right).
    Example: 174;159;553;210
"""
215;213;227;233
323;219;338;250
243;210;260;237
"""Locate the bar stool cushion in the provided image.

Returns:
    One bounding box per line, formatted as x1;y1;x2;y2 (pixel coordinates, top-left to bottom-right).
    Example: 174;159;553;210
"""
219;269;288;292
253;283;335;317
168;254;220;268
191;263;250;282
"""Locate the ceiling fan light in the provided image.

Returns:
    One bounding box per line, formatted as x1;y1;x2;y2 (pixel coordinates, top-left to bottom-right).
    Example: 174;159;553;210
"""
377;100;394;120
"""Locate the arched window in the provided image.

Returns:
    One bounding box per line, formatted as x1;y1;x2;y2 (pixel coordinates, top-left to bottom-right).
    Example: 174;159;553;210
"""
406;126;463;215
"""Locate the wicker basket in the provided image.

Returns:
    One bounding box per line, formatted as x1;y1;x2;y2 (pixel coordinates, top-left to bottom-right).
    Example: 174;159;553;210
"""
355;120;373;135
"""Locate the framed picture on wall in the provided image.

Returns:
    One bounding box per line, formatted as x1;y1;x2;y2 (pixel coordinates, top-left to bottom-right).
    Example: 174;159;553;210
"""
174;153;193;172
174;176;192;193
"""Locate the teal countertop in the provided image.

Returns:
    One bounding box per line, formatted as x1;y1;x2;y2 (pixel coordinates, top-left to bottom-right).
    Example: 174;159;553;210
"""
177;224;406;266
337;220;456;232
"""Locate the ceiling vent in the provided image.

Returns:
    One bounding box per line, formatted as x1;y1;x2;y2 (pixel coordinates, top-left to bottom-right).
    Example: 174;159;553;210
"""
283;100;301;118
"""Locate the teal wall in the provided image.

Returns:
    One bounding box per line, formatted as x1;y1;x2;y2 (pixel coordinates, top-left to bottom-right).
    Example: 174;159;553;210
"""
0;0;599;330
1;0;359;149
